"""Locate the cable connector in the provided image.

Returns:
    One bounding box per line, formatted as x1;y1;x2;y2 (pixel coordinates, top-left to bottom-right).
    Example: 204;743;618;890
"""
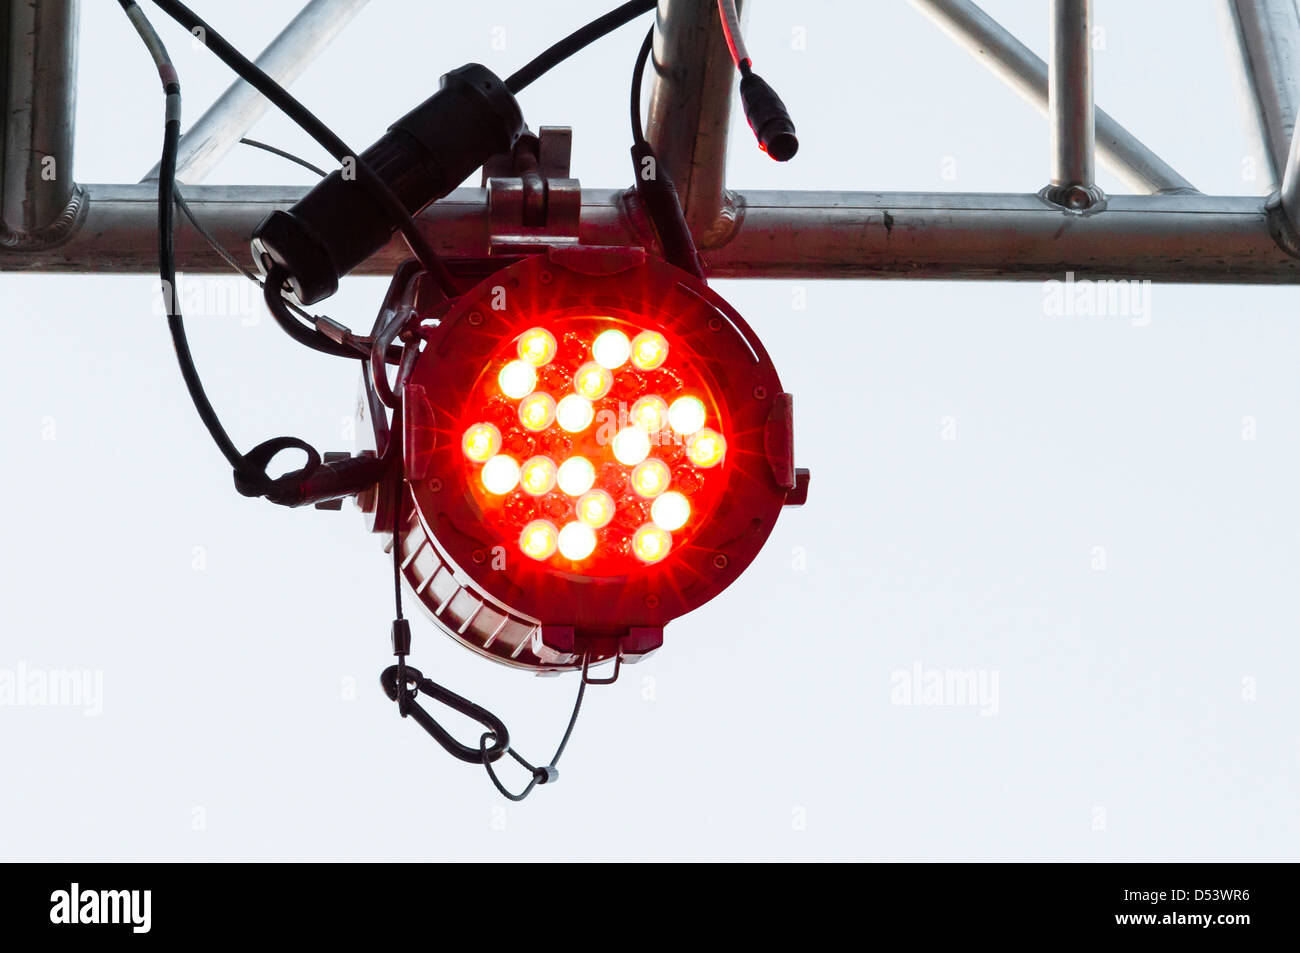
740;70;798;162
630;141;705;279
391;619;412;657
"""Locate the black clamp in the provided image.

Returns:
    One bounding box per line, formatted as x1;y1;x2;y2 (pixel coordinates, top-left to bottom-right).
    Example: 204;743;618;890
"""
380;665;511;764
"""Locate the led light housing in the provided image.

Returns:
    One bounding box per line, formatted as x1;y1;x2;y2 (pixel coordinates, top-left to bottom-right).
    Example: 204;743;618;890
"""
389;249;808;673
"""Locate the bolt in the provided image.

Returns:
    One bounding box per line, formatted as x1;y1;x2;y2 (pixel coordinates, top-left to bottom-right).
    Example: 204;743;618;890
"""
428;477;444;492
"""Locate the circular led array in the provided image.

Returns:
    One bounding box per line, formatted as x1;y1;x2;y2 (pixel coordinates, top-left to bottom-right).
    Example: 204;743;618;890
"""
459;322;727;569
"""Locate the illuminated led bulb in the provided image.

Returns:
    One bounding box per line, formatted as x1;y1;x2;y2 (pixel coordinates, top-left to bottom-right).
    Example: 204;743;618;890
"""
612;426;651;466
576;489;615;528
573;362;613;400
630;331;669;370
519;456;558;496
651;491;691;531
498;360;537;400
630;395;669;435
481;455;520;494
461;422;501;463
557;522;597;561
519;520;558;561
686;428;726;467
518;392;556;432
631;458;671;498
632;524;673;563
668;396;706;435
517;327;557;367
555;394;594;433
592;328;631;369
556;456;596;496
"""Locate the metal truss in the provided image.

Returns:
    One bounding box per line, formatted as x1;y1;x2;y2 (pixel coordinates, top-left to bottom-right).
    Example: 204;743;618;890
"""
5;0;1300;283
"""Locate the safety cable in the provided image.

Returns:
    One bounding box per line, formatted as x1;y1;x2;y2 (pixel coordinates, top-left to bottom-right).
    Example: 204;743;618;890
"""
384;475;588;801
239;136;329;177
480;676;586;801
173;185;334;336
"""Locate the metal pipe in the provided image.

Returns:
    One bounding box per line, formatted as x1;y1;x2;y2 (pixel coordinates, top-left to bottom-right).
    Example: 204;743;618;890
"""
4;184;1298;283
910;0;1195;194
144;0;369;183
1280;108;1300;234
644;0;742;244
1049;0;1095;205
1222;0;1300;191
1;0;81;245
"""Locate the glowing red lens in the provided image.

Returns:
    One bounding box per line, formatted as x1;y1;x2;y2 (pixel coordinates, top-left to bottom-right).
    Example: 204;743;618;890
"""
457;317;727;575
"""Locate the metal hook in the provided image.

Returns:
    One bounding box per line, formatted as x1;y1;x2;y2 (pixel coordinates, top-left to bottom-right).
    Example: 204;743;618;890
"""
581;650;621;685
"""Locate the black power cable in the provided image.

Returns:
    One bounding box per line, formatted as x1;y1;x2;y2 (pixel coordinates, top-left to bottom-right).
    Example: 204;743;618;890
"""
628;26;706;280
119;0;364;503
119;0;242;471
506;0;657;93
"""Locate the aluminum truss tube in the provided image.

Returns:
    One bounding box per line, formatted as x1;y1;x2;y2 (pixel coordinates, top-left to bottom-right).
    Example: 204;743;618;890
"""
145;0;369;184
910;0;1195;194
644;0;742;243
1223;0;1300;191
1049;0;1095;204
1;0;80;243
5;184;1298;284
1280;104;1300;232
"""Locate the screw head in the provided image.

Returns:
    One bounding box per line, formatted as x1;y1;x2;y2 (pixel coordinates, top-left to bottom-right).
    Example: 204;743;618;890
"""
471;549;486;565
644;593;660;609
707;317;723;332
712;553;729;570
539;270;553;285
467;311;484;327
753;385;768;401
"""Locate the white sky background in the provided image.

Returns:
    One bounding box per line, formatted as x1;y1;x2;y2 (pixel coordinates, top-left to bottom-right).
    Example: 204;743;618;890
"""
2;0;1298;860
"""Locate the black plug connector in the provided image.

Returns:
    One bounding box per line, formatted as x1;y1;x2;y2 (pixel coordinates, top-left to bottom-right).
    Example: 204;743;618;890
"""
740;70;798;162
630;141;705;280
